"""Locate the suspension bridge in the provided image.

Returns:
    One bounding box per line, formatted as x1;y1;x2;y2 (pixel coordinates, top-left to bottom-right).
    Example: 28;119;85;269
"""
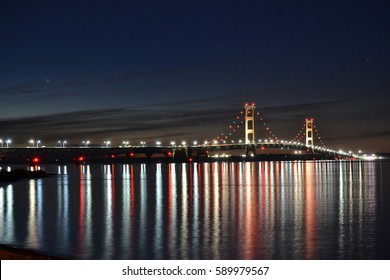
0;103;374;163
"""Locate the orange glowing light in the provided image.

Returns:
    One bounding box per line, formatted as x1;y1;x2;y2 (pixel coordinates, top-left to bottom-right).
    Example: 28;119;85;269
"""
78;156;84;161
32;157;39;163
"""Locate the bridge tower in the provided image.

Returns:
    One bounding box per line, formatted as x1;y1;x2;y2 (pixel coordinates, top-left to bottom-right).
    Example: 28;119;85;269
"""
245;103;255;144
306;118;314;146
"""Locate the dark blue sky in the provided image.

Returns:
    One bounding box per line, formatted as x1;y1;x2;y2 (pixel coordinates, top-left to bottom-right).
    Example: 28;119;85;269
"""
1;0;389;152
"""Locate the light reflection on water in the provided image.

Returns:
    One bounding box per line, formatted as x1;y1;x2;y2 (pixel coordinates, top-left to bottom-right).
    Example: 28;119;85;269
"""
0;161;387;259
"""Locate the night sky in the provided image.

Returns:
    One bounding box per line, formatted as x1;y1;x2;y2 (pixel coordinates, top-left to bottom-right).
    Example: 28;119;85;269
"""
1;0;389;152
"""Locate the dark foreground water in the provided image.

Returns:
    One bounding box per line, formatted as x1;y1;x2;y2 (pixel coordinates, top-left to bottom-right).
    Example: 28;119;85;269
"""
0;161;389;259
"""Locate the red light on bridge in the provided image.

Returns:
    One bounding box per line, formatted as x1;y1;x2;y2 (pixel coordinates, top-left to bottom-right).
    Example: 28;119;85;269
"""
111;154;115;158
78;156;85;162
261;146;265;150
167;151;172;157
32;157;39;163
130;152;135;157
245;103;248;106
188;158;193;162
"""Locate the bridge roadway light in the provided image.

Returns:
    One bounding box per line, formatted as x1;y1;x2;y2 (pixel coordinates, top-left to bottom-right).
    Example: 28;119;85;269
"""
181;141;187;146
193;141;198;146
0;139;3;147
104;140;111;147
170;141;176;147
6;139;11;148
140;141;146;147
58;140;67;148
82;140;90;147
122;141;130;147
156;141;161;147
238;139;242;144
37;140;41;148
213;140;218;145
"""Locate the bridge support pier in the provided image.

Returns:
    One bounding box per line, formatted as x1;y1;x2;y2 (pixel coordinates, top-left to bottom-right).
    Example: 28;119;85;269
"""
245;145;257;158
196;149;208;161
162;149;174;158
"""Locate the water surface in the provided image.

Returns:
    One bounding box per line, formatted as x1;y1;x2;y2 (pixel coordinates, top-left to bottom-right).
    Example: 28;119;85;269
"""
0;161;389;259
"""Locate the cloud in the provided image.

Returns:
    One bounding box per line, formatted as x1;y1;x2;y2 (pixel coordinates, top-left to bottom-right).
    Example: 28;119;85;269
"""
324;130;390;141
109;64;211;84
261;99;353;112
0;62;225;98
0;82;47;96
1;95;389;151
0;100;238;144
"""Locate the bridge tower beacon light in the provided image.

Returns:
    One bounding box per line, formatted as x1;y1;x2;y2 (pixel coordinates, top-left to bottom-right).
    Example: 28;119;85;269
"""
305;118;314;147
244;103;255;144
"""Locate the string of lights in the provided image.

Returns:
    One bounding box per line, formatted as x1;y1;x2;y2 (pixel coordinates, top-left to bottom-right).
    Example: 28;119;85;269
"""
292;123;306;143
211;105;328;148
212;111;245;144
254;110;279;141
313;124;327;148
212;107;282;143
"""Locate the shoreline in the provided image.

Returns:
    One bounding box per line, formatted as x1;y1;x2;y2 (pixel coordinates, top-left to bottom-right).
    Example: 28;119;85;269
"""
0;244;60;260
0;169;50;183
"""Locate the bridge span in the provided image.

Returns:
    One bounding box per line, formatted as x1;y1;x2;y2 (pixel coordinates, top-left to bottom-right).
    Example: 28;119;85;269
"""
0;142;357;164
0;103;375;163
